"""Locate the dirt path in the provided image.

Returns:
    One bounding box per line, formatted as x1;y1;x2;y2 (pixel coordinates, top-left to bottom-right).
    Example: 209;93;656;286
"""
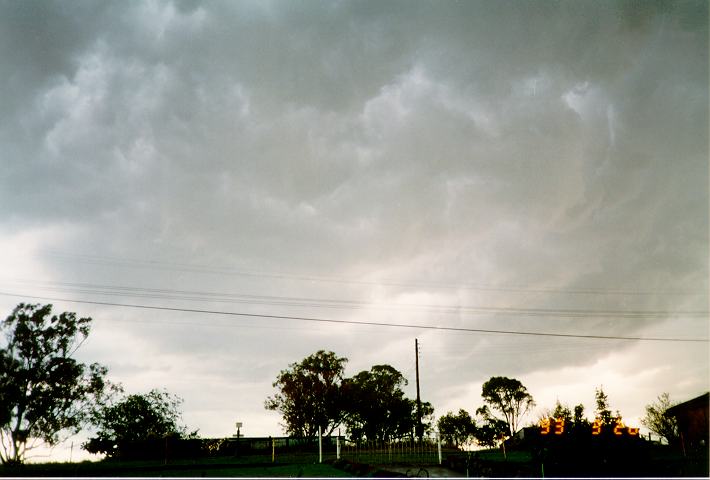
380;465;464;478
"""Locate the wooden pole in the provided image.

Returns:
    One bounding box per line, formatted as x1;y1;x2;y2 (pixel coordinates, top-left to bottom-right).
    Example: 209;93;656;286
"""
437;431;442;465
415;338;422;441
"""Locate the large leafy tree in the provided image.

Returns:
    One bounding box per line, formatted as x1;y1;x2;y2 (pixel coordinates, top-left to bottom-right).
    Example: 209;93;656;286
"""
437;409;475;448
343;364;430;442
641;392;679;445
265;350;347;439
476;376;534;437
472;416;508;447
84;389;194;457
0;303;111;465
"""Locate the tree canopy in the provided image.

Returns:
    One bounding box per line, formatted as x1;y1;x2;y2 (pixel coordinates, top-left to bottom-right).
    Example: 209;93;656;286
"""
0;304;111;465
437;409;475;447
265;350;347;438
641;392;679;445
343;364;429;442
551;401;573;424
266;352;434;442
594;386;614;425
84;389;194;457
573;403;588;427
477;376;534;437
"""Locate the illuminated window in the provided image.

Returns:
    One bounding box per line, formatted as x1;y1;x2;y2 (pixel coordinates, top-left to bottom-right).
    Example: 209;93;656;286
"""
627;427;639;436
540;418;551;435
592;419;602;435
613;418;625;436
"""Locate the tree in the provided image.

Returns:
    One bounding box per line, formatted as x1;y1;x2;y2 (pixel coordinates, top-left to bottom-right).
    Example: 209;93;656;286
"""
641;392;679;445
342;365;429;442
552;401;573;423
265;350;347;439
84;389;195;457
537;400;573;424
477;376;534;437
0;303;112;465
473;414;508;447
437;409;475;448
572;403;590;431
594;386;614;425
573;404;587;425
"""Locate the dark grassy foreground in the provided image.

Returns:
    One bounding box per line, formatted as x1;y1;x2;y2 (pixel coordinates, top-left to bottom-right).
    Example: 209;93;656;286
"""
0;458;352;477
443;445;710;478
3;445;707;477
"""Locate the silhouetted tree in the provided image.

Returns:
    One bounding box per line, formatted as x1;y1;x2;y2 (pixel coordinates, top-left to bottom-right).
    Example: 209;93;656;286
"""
343;365;431;442
437;409;475;448
573;404;586;423
0;304;112;465
473;415;508;447
477;376;534;437
552;401;573;423
573;403;590;430
265;350;347;439
594;386;614;425
641;392;679;445
84;389;195;457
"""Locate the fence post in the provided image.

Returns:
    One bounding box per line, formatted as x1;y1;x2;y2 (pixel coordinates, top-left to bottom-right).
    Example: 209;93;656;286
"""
437;432;442;465
272;438;275;463
318;426;323;463
336;435;340;460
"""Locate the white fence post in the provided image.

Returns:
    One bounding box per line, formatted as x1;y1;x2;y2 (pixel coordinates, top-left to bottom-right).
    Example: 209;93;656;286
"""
318;426;323;463
336;435;340;460
437;431;442;465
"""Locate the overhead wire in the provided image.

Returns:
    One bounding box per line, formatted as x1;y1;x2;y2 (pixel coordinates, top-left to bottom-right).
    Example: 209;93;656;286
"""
2;279;706;319
0;291;707;343
41;250;707;297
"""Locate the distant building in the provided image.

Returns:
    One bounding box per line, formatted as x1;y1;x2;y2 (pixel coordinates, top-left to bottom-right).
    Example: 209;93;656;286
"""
665;392;709;451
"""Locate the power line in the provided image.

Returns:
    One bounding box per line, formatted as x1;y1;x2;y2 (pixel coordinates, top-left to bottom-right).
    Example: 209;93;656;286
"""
41;250;706;297
2;279;706;319
0;291;706;343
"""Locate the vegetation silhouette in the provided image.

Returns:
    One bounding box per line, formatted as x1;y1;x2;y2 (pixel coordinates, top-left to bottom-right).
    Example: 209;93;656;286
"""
0;303;113;465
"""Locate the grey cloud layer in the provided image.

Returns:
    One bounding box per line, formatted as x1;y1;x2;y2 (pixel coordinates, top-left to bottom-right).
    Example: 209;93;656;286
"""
0;0;707;438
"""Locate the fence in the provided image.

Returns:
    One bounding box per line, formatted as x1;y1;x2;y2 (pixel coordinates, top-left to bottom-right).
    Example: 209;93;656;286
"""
103;434;445;466
340;437;442;465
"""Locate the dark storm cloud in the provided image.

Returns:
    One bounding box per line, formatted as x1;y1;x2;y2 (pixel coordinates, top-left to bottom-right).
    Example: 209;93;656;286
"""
0;0;707;444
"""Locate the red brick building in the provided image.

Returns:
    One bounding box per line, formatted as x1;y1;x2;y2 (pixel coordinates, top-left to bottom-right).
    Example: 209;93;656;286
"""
665;392;709;451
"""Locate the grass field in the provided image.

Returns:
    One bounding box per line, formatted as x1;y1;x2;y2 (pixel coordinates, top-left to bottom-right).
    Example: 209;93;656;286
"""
0;458;352;477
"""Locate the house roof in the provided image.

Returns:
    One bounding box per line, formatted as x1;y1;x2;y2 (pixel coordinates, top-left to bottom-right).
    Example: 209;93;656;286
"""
665;392;709;417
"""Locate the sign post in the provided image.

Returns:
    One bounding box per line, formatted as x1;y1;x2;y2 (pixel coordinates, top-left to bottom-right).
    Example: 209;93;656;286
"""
235;422;243;457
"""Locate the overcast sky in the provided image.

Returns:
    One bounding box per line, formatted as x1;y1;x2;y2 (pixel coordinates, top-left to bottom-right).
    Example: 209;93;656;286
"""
0;0;708;462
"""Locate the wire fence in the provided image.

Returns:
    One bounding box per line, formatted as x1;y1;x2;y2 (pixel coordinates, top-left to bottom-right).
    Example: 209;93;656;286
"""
340;437;441;465
73;435;445;466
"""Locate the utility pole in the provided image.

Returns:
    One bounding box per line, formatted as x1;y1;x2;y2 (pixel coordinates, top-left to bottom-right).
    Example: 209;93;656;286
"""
415;338;423;441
